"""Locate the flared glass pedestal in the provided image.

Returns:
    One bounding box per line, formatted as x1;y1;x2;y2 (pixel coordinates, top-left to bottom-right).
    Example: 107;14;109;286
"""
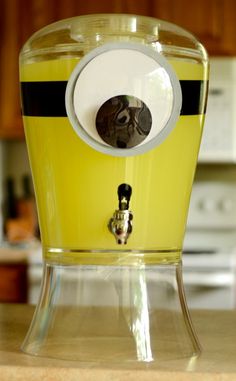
22;255;200;362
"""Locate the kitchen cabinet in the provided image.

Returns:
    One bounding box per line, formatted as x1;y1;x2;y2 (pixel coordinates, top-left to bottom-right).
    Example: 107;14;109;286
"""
0;0;23;139
151;0;236;56
0;0;235;139
0;0;53;139
0;263;28;303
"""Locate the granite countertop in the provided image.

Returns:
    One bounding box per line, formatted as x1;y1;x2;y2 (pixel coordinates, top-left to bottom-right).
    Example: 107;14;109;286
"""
0;242;41;264
1;304;236;380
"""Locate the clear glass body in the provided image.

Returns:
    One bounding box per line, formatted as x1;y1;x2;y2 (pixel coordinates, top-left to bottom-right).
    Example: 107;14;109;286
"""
22;262;200;362
20;14;209;362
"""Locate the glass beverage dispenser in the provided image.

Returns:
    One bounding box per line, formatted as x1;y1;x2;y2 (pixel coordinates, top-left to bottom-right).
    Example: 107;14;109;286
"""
20;14;208;362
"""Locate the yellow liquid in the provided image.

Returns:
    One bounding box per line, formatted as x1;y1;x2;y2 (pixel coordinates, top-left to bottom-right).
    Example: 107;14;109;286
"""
20;58;207;265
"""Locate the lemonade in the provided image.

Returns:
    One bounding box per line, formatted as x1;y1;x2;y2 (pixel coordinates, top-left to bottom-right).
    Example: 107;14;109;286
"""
20;56;207;265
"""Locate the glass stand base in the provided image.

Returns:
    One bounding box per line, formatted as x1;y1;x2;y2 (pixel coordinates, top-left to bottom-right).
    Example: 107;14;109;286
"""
21;260;201;362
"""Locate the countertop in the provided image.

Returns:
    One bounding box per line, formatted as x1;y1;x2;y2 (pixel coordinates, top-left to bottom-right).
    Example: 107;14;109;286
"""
0;242;41;264
1;304;236;380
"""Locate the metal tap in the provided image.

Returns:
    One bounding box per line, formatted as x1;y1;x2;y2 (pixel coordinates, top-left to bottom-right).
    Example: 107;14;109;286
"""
108;183;133;245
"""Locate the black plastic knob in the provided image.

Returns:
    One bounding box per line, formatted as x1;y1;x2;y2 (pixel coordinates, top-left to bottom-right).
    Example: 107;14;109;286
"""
96;95;152;149
118;183;132;210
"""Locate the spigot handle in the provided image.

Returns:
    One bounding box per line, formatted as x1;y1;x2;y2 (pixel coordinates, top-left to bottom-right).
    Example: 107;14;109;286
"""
118;183;132;210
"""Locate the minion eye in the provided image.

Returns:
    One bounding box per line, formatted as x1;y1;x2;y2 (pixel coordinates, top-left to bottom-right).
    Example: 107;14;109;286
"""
66;43;182;157
96;95;152;149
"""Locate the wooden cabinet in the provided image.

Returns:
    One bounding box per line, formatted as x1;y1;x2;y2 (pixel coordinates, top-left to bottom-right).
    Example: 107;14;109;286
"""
0;263;28;303
151;0;236;56
0;0;235;139
0;1;24;139
0;0;56;139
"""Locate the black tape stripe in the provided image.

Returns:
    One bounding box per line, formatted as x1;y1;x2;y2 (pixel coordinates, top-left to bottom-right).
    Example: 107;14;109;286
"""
21;81;67;117
20;80;208;117
180;80;208;115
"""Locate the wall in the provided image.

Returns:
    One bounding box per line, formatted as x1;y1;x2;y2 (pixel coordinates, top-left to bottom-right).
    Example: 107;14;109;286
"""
3;141;31;197
0;141;31;243
0;142;6;242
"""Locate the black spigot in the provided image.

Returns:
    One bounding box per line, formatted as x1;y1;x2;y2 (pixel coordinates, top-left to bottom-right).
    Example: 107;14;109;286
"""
108;183;133;245
118;183;132;210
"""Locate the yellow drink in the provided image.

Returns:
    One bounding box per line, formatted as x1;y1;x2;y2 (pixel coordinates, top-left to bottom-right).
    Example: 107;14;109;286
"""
20;57;207;265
